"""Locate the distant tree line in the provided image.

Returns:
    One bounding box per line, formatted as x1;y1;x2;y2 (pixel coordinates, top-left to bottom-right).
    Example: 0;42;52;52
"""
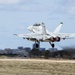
29;48;75;59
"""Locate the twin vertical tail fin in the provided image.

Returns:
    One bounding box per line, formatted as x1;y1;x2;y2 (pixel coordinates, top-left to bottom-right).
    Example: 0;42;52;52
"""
40;22;63;40
53;22;63;33
41;23;47;35
41;23;47;40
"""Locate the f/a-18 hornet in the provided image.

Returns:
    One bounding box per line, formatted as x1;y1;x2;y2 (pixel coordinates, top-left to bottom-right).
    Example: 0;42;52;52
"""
14;22;75;48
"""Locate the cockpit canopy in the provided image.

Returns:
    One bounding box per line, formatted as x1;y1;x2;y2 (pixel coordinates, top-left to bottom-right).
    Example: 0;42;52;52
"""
33;23;41;26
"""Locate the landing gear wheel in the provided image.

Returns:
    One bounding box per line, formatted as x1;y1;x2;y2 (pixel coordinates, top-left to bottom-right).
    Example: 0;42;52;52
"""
51;44;55;48
35;43;39;48
33;41;40;49
49;42;55;48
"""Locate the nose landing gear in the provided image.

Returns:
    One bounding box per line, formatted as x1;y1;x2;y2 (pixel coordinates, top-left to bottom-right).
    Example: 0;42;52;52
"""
33;41;40;49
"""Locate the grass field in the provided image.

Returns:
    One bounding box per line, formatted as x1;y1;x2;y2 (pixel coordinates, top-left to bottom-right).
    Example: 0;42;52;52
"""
0;59;75;75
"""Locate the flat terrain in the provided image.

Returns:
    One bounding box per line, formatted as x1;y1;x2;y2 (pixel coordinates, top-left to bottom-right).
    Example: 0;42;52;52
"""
0;59;75;75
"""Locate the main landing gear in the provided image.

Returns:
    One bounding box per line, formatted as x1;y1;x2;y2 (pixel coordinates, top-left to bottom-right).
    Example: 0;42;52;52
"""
49;42;55;48
33;41;55;49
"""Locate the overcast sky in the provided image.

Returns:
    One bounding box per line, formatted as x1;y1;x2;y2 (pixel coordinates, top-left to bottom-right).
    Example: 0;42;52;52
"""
0;0;75;49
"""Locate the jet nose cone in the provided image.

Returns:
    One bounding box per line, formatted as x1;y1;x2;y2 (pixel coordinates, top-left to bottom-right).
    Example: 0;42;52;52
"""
28;26;32;30
28;26;31;30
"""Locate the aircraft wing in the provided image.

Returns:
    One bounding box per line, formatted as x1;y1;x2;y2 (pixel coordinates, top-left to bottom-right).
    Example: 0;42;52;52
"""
14;34;26;37
14;33;43;41
54;33;75;39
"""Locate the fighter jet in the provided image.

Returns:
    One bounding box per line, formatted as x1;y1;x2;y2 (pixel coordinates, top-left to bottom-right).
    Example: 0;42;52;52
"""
14;22;75;48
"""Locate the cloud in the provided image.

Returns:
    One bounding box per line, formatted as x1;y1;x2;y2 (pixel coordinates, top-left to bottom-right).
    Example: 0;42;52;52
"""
0;0;40;11
0;0;75;16
51;0;75;15
0;0;38;5
0;0;56;12
68;6;75;14
61;0;75;15
0;0;20;4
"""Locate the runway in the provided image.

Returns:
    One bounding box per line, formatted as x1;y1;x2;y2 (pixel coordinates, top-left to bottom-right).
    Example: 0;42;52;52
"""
0;59;75;75
0;59;75;63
